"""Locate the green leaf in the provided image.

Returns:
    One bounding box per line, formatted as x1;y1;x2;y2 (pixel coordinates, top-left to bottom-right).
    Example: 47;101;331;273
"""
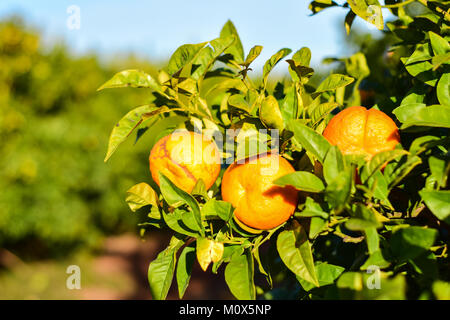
166;42;207;76
429;32;450;56
295;197;329;219
280;86;297;122
287;47;314;83
277;224;319;287
360;150;409;184
385;154;422;188
361;249;390;270
367;171;393;209
325;167;353;212
364;227;380;256
228;94;252;113
345;204;382;231
224;250;256;300
260;95;285;130
190;36;236;81
274;171;325;193
419;190;450;223
337;272;406;299
432;281;450;300
148;236;184;300
162;209;200;237
309;0;338;14
196;237;224;271
159;173;204;236
220;20;244;64
263;48;292;87
437;73;450;106
253;241;271;280
201;199;233;222
314;74;354;97
309;217;328;239
125;182;158;212
291;47;312;67
392;102;426;123
241;45;263;68
401;84;428;106
309;102;339;126
97;69;159;91
287;119;331;163
393;104;450;129
345;10;357;34
428;156;449;189
432;53;450;70
345;52;370;79
323;145;345;185
104;105;171;162
401;47;438;86
409;135;446;155
297;262;345;291
176;243;195;298
404;43;433;65
212;244;244;274
235;122;271;161
390;226;438;261
347;0;384;30
191;178;209;199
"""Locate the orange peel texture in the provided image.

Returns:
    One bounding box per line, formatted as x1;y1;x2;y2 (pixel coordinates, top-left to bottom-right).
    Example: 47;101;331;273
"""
323;106;400;159
221;153;299;230
149;131;221;193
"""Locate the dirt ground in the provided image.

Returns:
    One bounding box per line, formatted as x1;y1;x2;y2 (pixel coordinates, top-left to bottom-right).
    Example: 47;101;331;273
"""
0;233;234;300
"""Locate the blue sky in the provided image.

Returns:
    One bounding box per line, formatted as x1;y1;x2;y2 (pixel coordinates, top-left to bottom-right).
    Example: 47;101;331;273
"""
0;0;388;71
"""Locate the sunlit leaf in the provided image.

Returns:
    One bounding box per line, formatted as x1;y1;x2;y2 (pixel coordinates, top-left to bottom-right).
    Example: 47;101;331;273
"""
176;243;195;298
125;182;158;212
148;236;184;300
287;119;331;163
277;223;319;286
274;171;325;193
97;69;159;91
104;105;171;162
196;237;224;271
224;250;256;300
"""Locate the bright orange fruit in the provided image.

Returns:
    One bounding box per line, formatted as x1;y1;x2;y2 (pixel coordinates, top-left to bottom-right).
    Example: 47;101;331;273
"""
149;131;221;193
221;153;298;230
322;106;400;159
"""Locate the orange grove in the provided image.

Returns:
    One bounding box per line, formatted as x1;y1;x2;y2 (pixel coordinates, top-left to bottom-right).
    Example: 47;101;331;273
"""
149;130;221;193
322;106;400;159
221;153;298;230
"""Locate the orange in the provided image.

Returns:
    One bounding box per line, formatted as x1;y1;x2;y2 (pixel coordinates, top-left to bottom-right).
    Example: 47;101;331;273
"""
322;106;400;159
149;131;221;193
221;153;299;230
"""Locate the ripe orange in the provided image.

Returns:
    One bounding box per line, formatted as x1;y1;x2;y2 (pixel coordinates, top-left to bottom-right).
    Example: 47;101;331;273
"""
221;153;299;230
323;106;400;159
149;131;221;193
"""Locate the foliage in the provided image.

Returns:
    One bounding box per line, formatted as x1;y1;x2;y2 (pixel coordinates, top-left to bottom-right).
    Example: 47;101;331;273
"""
103;0;449;300
0;19;156;256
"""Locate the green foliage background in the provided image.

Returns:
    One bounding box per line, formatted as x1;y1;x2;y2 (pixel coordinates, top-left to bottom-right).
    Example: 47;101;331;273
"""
0;18;157;257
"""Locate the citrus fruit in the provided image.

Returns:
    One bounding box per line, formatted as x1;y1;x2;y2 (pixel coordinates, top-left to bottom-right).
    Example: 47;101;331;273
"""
323;106;400;159
221;153;299;230
149;130;221;193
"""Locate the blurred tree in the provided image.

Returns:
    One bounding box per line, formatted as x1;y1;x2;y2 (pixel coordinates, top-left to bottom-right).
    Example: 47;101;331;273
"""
0;18;160;258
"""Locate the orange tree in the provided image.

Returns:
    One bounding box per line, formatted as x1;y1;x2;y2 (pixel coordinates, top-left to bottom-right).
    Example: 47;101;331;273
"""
100;0;449;300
